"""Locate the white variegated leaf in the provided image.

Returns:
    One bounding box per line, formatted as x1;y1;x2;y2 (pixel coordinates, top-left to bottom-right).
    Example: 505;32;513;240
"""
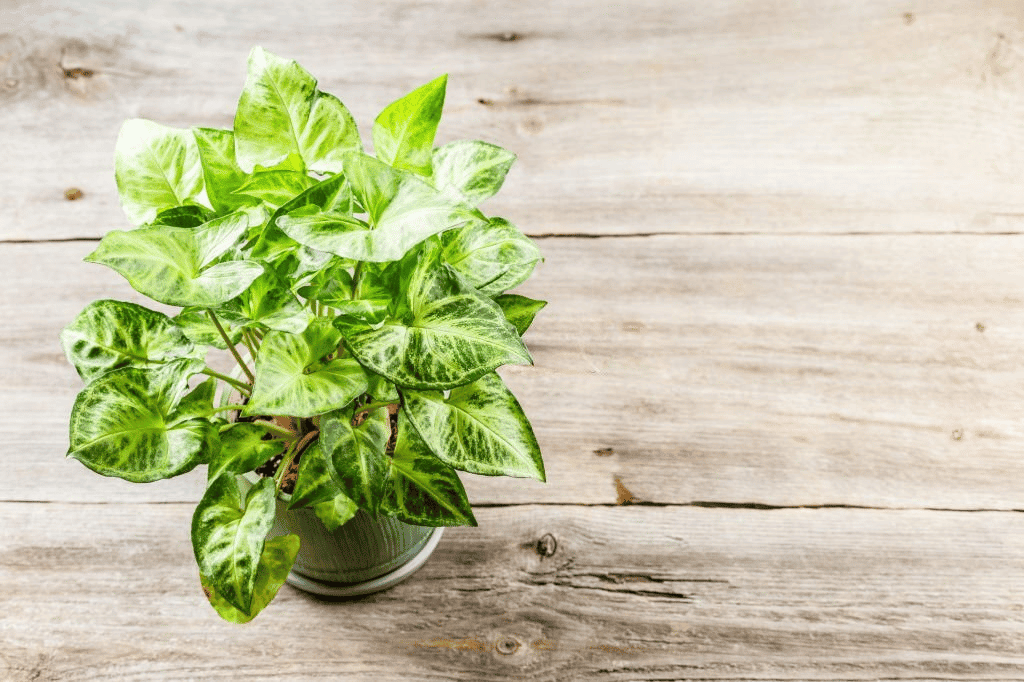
402;372;544;480
200;534;299;623
61;299;203;383
319;408;390;513
432;140;516;206
191;474;277;614
441;217;541;296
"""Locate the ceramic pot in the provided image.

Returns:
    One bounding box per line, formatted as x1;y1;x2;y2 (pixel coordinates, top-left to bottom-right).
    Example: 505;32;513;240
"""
241;474;443;597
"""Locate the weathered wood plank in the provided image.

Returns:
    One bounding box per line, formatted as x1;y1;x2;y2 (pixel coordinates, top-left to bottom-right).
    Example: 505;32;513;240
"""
5;234;1024;509
7;1;1024;240
3;504;1024;681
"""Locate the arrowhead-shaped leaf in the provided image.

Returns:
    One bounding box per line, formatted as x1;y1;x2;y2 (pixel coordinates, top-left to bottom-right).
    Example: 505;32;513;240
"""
115;118;205;225
233;169;318;208
402;372;544;480
432;140;516;206
373;74;447;177
61;299;203;383
319;407;390;513
345;254;531;389
250;172;351;262
173;308;244;349
85;212;266;307
493;294;547;335
67;359;213;482
193;127;260;215
153;204;215;227
381;416;476;526
313;493;358;531
216;266;313;335
441;217;541;296
245;319;368;417
277;153;484;263
208;422;286;481
287;440;339;509
201;534;299;623
192;474;277;614
234;47;361;173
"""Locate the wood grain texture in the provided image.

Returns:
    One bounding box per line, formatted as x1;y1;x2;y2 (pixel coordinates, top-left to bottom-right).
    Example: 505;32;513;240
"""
8;1;1024;240
7;234;1024;509
4;503;1024;681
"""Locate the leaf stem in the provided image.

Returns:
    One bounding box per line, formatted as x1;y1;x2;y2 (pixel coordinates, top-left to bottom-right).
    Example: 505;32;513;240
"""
208;309;255;383
201;368;252;396
240;328;260;358
254;419;297;440
353;400;397;418
275;430;318;493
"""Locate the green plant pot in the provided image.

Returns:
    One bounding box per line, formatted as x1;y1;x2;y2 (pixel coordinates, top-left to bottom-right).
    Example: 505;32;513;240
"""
241;475;443;597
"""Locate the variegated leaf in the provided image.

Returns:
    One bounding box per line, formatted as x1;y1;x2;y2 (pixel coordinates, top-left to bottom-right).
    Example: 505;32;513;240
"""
402;372;544;480
441;217;541;296
493;294;547;335
216;266;313;335
380;416;476;526
153;204;214;227
60;299;203;383
192;127;260;215
250;173;351;261
313;493;358;531
173;308;244;349
244;319;368;417
115;118;206;225
319;408;390;513
209;422;286;481
234;47;361;173
201;534;299;623
67;359;213;482
372;74;447;177
432;140;516;206
233;169;318;208
277;153;484;263
345;259;531;389
85;213;265;307
288;441;339;509
191;474;277;614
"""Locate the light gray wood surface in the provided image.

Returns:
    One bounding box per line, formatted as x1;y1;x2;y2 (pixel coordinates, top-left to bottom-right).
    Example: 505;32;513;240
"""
4;1;1024;680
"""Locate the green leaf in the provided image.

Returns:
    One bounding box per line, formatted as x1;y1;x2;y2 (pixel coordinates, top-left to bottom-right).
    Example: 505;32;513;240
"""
233;169;318;208
201;534;299;623
319;408;390;513
175;378;219;421
313;493;358;531
67;359;213;482
373;74;447;177
209;422;286;481
287;441;339;509
115;118;206;225
402;372;544;480
381;416;476;526
152;204;215;228
442;217;541;296
85;212;265;307
250;173;351;262
217;266;313;335
245;319;369;417
173;308;244;349
493;294;546;335
234;47;361;174
345;254;531;389
61;299;203;383
432;140;516;206
192;474;277;614
193;127;260;215
277;153;485;263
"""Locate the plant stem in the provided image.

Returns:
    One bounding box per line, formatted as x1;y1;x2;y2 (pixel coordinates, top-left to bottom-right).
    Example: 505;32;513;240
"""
275;430;318;493
253;419;297;440
353;400;396;418
208;309;255;383
240;328;259;358
201;368;252;396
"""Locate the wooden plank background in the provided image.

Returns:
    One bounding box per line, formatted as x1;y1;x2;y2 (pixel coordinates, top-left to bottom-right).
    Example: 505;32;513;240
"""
4;1;1024;679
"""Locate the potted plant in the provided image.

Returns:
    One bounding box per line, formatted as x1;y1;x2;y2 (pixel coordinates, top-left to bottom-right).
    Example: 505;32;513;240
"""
60;47;546;622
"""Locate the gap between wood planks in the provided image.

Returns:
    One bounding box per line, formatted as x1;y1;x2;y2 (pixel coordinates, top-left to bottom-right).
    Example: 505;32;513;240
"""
4;499;1024;514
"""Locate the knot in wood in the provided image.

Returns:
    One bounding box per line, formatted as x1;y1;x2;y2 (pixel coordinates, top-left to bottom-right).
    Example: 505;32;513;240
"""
496;637;520;655
64;187;84;201
536;533;557;557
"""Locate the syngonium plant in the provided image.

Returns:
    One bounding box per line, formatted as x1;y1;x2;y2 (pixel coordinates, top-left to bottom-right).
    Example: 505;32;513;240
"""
60;47;546;622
